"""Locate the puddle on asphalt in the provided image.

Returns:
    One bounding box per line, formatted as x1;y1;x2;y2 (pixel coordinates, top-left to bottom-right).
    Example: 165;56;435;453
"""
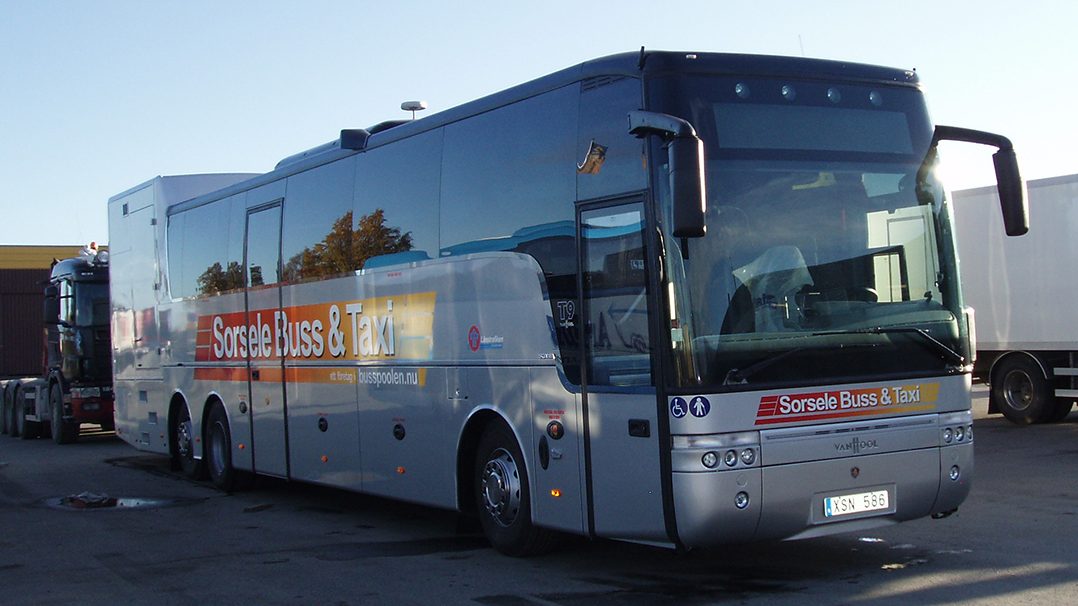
41;492;204;511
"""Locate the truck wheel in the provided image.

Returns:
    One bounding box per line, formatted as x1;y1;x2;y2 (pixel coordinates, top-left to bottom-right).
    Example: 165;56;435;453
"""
6;386;19;438
992;356;1053;425
474;422;556;556
1;385;10;435
16;389;41;440
171;404;206;479
51;384;79;444
205;403;237;492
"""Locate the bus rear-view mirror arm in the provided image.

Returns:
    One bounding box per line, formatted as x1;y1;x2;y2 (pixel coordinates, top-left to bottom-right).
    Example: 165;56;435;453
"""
628;111;707;238
933;125;1028;237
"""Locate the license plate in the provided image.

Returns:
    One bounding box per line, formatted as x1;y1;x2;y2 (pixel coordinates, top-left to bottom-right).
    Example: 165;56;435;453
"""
823;489;889;518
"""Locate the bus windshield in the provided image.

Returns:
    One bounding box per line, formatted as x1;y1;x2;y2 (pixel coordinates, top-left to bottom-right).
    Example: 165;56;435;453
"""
655;76;966;390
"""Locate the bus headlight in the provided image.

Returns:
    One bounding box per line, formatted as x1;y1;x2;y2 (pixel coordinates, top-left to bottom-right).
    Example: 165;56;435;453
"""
701;452;719;469
724;450;739;467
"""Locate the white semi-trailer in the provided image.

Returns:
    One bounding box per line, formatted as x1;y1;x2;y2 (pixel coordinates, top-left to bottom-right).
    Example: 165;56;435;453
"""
953;173;1078;424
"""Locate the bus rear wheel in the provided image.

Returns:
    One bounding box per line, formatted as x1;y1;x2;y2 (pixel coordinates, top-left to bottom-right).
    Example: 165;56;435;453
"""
171;404;205;479
205;403;237;492
474;422;556;556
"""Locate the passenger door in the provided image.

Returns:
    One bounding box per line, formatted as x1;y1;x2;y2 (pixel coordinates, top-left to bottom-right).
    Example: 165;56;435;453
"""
244;201;290;478
579;200;669;542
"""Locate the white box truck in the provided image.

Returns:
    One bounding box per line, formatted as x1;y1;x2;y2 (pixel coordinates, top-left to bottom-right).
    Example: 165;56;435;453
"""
953;173;1078;424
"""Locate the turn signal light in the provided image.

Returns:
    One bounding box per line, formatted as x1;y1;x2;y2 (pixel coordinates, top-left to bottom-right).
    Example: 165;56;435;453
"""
550;489;562;498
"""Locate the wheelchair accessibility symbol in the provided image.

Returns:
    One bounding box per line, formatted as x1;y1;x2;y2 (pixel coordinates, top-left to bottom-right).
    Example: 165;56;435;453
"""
670;397;689;419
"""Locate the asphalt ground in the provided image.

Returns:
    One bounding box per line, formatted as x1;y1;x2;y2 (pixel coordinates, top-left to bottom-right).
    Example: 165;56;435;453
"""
0;386;1075;605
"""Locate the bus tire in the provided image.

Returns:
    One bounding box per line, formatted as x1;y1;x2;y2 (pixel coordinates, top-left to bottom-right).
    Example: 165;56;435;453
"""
171;403;206;479
205;402;237;492
51;384;79;444
474;422;556;556
992;356;1052;425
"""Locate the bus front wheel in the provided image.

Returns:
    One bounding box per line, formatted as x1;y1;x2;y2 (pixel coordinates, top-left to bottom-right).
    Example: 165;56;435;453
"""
474;422;556;556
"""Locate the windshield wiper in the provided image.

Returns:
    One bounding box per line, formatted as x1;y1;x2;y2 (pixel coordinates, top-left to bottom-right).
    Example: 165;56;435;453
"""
723;327;965;386
813;326;966;368
724;346;816;385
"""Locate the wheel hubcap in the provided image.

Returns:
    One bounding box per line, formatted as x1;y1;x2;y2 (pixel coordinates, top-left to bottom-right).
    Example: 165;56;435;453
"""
177;418;193;458
1003;370;1033;412
481;448;521;527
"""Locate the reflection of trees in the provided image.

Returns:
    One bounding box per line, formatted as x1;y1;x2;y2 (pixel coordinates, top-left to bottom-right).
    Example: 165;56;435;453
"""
197;261;244;295
283;209;413;281
190;209;413;295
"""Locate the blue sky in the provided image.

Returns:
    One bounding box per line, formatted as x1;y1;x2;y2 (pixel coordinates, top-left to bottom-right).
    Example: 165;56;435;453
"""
2;1;1074;245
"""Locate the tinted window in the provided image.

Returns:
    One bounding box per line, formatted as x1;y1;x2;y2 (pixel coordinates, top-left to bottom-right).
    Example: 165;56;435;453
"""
167;196;240;299
440;85;577;257
582;204;653;387
577;76;647;201
354;129;442;268
281;159;357;282
246;205;282;287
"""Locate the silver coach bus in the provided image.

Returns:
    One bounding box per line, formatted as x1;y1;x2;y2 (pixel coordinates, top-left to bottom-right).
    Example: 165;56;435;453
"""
108;51;1026;555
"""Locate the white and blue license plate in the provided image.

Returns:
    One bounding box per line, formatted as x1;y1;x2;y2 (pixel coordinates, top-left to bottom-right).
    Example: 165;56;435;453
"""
823;489;889;518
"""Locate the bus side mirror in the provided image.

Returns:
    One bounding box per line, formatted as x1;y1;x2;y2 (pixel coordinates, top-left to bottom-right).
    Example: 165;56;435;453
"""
43;284;60;325
668;136;707;238
992;147;1027;236
629;110;707;238
933;125;1028;237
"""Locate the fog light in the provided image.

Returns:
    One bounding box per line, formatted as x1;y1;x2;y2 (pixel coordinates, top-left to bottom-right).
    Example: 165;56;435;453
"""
943;428;953;443
724;450;738;467
740;448;756;465
702;451;719;469
955;426;965;441
949;465;960;481
735;491;750;509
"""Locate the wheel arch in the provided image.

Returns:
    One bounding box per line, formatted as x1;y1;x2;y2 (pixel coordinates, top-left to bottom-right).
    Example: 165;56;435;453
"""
200;392;228;441
168;390;195;456
456;407;523;515
987;351;1050;414
989;350;1050;385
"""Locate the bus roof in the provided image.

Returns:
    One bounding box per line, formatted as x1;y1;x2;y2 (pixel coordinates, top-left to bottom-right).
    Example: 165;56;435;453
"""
168;50;920;217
